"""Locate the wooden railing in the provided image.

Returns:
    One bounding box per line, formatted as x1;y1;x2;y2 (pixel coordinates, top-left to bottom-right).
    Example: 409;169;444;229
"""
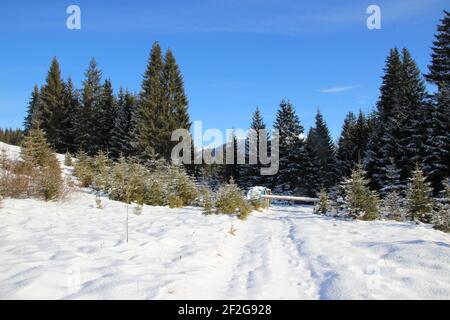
260;194;318;206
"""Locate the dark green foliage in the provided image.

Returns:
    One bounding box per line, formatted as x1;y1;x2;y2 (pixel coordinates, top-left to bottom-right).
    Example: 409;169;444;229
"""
133;42;165;160
133;43;191;161
273;99;311;194
306;111;337;192
98;79;118;152
425;10;450;87
240;107;270;189
23;85;43;134
60;77;80;153
364;48;403;190
336;110;371;178
397;48;430;180
110;89;137;159
0;128;23;146
39;57;66;152
364;48;431;191
76;58;104;155
423;84;450;194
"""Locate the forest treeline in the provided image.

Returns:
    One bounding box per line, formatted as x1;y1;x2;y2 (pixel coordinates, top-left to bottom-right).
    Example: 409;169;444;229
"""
4;11;450;200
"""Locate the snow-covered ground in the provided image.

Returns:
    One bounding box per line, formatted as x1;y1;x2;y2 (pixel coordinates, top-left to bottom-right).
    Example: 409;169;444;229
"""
0;141;449;299
1;194;449;299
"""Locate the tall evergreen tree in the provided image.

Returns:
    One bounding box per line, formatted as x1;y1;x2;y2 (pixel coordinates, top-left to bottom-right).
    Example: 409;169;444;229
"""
273;100;310;194
379;157;404;197
223;132;242;184
60;77;80;153
353;110;370;161
0;128;23;146
76;58;103;155
425;10;450;87
98;79;118;152
133;42;165;160
423;84;450;193
336;111;357;177
306;111;337;191
364;48;404;190
163;49;190;130
162;48;191;162
242;107;268;188
398;48;430;181
110;89;137;159
23;85;42;134
39;57;65;151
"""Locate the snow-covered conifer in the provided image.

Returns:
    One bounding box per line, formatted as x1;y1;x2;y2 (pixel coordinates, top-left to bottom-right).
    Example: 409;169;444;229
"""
340;163;379;220
406;164;434;223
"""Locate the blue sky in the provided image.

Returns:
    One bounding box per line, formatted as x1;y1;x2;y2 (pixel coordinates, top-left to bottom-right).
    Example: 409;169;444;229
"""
0;0;447;144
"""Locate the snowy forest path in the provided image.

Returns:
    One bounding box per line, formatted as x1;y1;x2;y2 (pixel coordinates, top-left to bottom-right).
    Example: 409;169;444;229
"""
222;206;320;299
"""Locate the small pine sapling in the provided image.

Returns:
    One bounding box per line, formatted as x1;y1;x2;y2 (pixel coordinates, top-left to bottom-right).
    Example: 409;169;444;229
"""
200;187;215;215
314;188;330;215
406;164;434;223
64;152;73;166
92;151;112;192
382;191;405;221
215;179;253;219
340;163;380;220
74;150;94;187
433;178;450;232
168;194;184;208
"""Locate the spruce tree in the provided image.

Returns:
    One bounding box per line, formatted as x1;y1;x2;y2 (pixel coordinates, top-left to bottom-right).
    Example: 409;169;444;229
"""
340;163;380;220
77;58;103;155
23;85;42;135
273;100;310;194
163;49;190;130
364;48;403;190
162;48;191;162
133;42;165;160
398;48;430;181
222;132;240;184
110;88;137;159
379;157;404;197
306;111;337;191
98;79;118;152
432;178;450;231
363;48;429;191
406;164;434;223
423;84;450;193
336;111;357;177
425;10;450;87
242;107;268;188
21;127;63;201
353;110;370;161
382;191;405;221
39;57;65;151
21;127;53;167
314;188;330;214
337;110;371;178
60;77;79;153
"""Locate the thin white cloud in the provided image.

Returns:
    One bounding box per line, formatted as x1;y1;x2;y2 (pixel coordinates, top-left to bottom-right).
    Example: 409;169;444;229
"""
319;85;359;93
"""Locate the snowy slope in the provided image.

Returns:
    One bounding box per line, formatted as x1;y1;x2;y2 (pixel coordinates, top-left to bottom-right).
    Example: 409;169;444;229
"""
0;142;449;299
